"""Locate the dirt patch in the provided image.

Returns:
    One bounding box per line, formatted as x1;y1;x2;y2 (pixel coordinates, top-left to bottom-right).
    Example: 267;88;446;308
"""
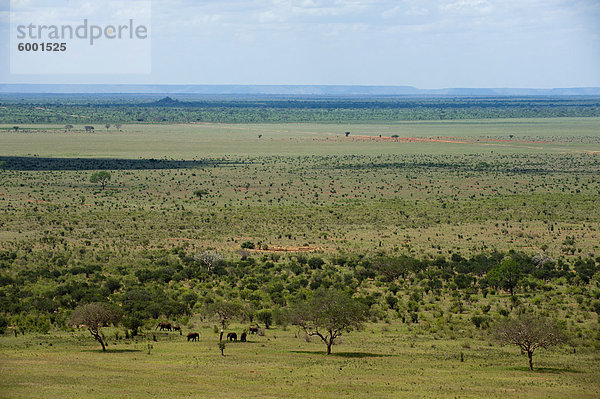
332;134;553;146
348;135;469;144
249;245;321;253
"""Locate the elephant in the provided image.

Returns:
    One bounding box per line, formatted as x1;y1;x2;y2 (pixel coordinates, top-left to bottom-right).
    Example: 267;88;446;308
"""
187;332;199;342
240;332;247;342
156;322;172;331
227;332;237;342
249;327;259;334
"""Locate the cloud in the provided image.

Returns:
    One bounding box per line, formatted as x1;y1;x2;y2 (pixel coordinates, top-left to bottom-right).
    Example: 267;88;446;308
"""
439;0;493;15
381;3;430;19
1;0;598;86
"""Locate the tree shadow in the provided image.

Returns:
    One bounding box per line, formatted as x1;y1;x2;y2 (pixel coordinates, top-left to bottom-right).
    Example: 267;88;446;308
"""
0;156;242;171
290;350;393;358
507;366;582;374
82;348;143;353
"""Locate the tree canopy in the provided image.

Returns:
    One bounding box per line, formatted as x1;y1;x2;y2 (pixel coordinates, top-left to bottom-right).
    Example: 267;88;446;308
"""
90;171;111;190
291;289;368;354
493;313;566;370
70;302;122;351
206;301;245;340
487;258;523;296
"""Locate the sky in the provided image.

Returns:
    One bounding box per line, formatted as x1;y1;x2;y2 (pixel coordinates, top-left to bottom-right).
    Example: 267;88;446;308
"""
1;0;599;88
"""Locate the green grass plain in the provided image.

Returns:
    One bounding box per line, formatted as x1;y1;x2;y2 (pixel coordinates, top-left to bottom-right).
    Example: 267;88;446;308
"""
2;118;600;158
2;321;600;399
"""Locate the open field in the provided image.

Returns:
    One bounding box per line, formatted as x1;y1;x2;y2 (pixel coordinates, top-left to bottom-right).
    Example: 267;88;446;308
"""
2;321;600;399
2;118;600;157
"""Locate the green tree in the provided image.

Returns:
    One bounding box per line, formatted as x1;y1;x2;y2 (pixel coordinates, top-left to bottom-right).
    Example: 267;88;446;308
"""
70;302;122;351
0;315;8;334
487;258;523;296
493;313;566;371
291;289;368;355
372;255;414;281
241;241;255;249
256;309;273;329
573;258;597;284
90;171;111;190
122;313;144;337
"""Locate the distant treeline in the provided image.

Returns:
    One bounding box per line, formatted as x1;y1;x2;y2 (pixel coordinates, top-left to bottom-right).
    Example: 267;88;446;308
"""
1;96;599;124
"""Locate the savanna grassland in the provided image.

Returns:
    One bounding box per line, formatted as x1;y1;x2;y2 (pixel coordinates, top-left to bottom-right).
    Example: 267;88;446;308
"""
1;321;599;399
1;110;600;398
1;119;600;255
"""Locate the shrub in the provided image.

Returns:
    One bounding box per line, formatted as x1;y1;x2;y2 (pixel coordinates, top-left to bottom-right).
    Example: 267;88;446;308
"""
241;241;255;249
471;315;489;329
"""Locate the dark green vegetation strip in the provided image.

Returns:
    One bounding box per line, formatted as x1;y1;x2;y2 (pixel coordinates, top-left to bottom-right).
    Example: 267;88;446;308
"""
1;96;599;123
0;156;242;171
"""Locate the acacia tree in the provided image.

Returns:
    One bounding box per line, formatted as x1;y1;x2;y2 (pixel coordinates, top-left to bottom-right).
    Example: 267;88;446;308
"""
291;289;368;355
90;171;111;190
70;303;122;351
372;255;414;281
493;313;566;370
206;301;243;341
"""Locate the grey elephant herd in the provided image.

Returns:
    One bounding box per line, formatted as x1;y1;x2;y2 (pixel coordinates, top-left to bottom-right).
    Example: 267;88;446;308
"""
155;323;260;342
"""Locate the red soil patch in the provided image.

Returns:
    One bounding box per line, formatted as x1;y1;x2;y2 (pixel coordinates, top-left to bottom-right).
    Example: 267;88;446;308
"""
475;138;552;144
249;246;321;253
337;134;552;145
351;135;468;144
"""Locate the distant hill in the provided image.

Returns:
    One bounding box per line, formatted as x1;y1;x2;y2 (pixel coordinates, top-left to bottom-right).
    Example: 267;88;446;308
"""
153;96;180;105
1;84;600;96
